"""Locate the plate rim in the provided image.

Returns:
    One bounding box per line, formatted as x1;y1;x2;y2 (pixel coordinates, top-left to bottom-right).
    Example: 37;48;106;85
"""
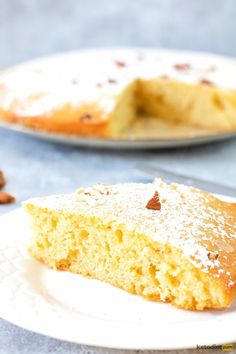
0;121;235;150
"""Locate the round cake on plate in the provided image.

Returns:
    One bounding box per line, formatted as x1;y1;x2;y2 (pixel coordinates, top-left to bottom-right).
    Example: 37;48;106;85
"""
0;49;236;138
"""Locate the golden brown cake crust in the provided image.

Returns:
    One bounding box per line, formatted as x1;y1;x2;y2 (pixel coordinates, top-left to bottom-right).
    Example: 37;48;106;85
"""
0;104;110;138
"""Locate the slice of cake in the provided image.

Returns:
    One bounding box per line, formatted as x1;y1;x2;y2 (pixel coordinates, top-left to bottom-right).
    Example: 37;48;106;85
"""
1;49;236;138
24;179;236;310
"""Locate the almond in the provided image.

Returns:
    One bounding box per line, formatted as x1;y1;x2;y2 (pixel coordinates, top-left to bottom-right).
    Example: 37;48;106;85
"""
200;79;215;86
114;60;126;68
0;170;6;189
207;252;219;261
79;113;92;122
173;63;191;71
0;192;15;204
146;191;161;210
107;78;117;84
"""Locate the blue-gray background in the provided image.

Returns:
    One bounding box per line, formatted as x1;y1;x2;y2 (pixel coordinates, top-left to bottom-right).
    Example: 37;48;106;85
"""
1;0;236;69
1;1;236;353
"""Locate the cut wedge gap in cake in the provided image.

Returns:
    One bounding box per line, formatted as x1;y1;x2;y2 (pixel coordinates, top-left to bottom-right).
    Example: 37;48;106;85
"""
109;77;236;138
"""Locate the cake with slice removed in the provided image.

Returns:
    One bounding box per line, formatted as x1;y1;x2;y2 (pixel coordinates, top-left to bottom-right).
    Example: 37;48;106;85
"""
1;49;236;138
24;179;236;310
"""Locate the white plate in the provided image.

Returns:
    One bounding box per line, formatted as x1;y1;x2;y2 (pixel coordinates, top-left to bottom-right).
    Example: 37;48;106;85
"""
0;121;235;149
0;122;236;150
1;48;236;149
0;194;236;350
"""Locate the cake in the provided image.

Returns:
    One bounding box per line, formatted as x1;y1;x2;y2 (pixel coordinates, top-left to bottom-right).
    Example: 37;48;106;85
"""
24;179;236;310
1;49;236;138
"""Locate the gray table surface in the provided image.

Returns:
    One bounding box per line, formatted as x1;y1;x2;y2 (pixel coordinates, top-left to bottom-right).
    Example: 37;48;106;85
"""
1;0;236;353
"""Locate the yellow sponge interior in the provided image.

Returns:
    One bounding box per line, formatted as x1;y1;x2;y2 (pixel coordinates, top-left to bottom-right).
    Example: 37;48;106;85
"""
27;206;230;310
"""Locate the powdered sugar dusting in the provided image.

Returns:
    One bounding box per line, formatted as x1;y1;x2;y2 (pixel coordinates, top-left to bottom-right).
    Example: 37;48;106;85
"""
1;49;236;116
25;179;236;288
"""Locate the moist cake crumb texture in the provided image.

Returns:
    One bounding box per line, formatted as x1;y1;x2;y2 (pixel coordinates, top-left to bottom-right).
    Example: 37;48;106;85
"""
24;179;236;310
